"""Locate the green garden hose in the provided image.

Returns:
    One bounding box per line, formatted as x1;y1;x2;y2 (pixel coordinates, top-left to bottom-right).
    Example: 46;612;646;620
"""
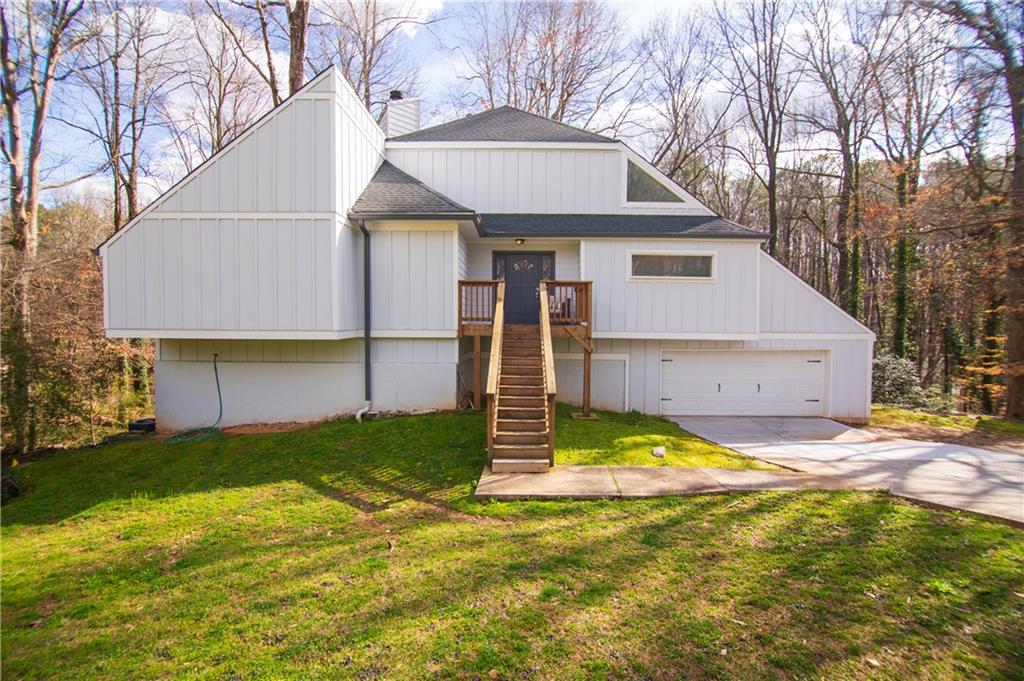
166;353;223;444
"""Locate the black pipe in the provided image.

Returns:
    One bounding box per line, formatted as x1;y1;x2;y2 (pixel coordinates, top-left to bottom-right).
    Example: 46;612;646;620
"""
358;220;371;404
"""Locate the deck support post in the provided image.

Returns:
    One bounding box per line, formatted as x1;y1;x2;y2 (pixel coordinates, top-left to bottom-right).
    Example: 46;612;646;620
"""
582;347;592;417
473;335;482;410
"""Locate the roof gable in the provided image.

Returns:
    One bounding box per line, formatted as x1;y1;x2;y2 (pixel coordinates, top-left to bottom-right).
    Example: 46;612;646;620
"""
350;161;473;217
388;105;616;144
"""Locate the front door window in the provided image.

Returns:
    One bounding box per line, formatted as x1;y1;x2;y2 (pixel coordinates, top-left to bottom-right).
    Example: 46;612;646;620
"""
494;252;554;324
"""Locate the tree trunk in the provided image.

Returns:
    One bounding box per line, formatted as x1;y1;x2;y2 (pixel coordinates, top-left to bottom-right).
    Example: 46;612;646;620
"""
767;163;778;257
1004;64;1024;418
287;0;309;96
835;169;852;312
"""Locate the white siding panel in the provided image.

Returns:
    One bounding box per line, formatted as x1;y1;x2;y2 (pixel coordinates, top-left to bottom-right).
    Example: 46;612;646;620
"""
370;225;457;332
759;252;870;335
387;147;714;216
102;68;384;339
105;217;340;334
583;239;759;336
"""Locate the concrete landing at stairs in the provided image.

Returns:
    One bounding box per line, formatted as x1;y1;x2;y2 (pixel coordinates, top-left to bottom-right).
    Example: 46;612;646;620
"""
475;465;874;500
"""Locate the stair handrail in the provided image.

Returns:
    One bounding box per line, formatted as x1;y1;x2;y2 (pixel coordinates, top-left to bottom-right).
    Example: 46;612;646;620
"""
539;282;557;465
485;282;506;461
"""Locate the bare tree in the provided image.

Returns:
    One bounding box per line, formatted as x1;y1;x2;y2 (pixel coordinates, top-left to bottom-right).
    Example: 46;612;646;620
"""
309;0;433;114
63;0;176;231
714;0;800;257
456;0;644;132
1;0;91;455
868;5;956;357
204;0;310;106
158;2;268;171
793;0;894;316
925;0;1024;417
639;12;731;198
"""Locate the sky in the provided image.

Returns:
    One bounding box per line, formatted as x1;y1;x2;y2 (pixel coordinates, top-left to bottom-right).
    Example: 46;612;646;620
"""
34;0;1005;210
39;0;708;207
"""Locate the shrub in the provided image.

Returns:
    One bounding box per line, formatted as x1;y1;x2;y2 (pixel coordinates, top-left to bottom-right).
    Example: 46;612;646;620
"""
872;354;925;406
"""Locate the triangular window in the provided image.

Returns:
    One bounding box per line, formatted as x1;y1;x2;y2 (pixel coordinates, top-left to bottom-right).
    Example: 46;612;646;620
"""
627;160;683;203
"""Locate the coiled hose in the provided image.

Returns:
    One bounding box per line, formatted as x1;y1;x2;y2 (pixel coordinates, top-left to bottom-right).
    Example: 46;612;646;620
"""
166;353;223;444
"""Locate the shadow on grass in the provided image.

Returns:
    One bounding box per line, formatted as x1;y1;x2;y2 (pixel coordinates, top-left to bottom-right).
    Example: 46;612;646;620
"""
8;486;1022;679
3;410;1022;678
2;410;489;527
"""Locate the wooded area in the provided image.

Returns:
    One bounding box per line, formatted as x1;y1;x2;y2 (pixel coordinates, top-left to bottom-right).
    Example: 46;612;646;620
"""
2;0;1021;454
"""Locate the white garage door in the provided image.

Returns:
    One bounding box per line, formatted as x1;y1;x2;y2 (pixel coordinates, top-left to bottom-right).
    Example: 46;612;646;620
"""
660;350;826;416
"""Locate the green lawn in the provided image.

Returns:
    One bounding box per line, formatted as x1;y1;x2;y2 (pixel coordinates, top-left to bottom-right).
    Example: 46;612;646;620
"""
3;409;1022;679
554;405;776;468
871;406;1024;437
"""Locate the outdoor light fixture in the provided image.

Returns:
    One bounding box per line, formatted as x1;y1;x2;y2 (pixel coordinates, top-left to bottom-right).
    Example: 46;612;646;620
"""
515;238;525;245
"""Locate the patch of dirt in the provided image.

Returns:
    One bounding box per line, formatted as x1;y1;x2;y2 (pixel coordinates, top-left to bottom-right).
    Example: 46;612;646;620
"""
865;425;1024;455
221;421;322;436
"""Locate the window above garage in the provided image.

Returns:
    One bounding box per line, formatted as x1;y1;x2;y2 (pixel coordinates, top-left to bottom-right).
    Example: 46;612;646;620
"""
630;252;715;280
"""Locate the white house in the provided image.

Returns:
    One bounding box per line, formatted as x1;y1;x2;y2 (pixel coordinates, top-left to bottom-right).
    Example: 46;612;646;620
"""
99;67;874;472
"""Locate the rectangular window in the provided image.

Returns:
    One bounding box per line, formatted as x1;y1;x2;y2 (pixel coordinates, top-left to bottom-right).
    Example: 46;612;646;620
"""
631;254;713;279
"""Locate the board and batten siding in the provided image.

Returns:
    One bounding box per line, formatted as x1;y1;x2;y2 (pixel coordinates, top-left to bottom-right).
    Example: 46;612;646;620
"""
582;238;760;337
106;216;346;336
102;67;384;339
369;222;458;334
386;147;713;215
758;252;871;335
465;239;580;280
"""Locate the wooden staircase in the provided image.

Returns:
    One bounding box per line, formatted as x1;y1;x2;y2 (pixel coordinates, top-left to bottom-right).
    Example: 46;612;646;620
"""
485;282;557;473
491;325;553;472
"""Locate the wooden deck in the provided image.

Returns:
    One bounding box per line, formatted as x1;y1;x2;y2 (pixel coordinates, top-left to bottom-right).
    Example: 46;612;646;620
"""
459;280;594;430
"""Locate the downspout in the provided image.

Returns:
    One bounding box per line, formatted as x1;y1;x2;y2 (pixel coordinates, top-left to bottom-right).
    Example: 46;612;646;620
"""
355;219;372;422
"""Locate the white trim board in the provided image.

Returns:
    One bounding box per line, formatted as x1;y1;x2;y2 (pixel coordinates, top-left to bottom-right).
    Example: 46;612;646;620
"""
593;332;760;341
372;330;457;339
107;329;366;340
386;141;618;151
122;212;343;221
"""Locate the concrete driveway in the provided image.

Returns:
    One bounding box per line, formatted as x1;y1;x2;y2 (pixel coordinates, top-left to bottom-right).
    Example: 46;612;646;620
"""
672;417;1024;526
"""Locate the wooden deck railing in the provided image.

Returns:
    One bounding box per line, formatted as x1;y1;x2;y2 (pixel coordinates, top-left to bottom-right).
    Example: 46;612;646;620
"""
544;280;592;327
485;282;506;461
539;282;557;466
458;280;499;335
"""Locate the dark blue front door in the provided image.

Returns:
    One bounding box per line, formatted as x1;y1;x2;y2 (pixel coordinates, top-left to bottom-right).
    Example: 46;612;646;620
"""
494;252;553;324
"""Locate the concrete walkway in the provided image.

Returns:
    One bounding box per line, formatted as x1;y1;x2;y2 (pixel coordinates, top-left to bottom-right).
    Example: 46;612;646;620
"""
475;465;874;500
673;417;1024;526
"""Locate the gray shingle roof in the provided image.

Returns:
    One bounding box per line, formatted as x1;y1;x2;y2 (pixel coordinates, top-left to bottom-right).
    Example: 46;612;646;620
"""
478;214;765;239
350;161;473;217
389;106;616;144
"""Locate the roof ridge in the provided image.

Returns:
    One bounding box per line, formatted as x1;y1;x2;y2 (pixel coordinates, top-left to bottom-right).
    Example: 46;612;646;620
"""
493;104;615;141
388;104;616;144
